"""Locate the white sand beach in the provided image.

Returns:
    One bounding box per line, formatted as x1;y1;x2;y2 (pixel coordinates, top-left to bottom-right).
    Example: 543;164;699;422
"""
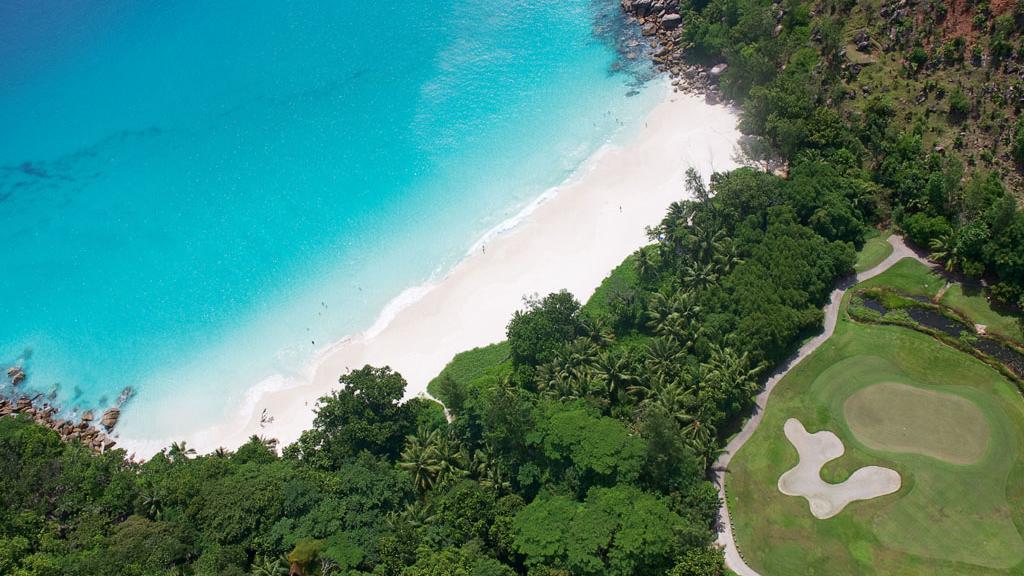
120;84;742;457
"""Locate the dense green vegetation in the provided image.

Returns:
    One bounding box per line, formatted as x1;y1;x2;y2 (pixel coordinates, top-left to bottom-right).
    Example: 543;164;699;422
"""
3;0;1024;574
0;161;860;575
728;271;1024;575
681;0;1024;304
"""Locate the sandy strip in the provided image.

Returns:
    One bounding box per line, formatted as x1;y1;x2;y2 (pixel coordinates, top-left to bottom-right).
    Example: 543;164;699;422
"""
119;83;741;457
778;418;901;519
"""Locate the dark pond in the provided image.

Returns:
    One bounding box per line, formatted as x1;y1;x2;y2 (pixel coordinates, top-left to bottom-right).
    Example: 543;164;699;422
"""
906;307;971;338
860;296;1024;378
860;298;887;315
975;339;1024;378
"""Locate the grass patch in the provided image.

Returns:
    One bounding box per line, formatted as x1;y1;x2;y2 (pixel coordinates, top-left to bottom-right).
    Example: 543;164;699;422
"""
854;230;893;273
427;249;641;405
856;258;944;298
941;283;1023;345
581;251;639;321
844;381;990;465
427;341;512;402
727;292;1024;574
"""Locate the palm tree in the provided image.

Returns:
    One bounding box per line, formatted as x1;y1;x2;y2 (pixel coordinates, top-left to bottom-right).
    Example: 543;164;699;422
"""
702;345;765;394
167;441;196;462
595;349;637;407
690;223;726;265
929;233;962;272
642;336;687;382
212;447;230;458
398;500;437;528
685;422;726;472
647;289;702;332
537;338;603;402
684;167;711;206
634;247;655;284
647;382;697;429
713;239;744;275
433;431;467;486
250;555;288;576
469;445;511;494
141;486;163;520
699;344;766;418
249;434;279;455
579;316;615;347
535;363;573;401
399;427;440;497
683;261;720;292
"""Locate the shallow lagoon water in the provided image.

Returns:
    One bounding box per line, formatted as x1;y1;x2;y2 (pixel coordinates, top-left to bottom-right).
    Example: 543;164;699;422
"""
0;0;660;440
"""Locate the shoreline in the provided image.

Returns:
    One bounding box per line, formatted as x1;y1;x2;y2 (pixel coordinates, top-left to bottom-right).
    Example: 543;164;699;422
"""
118;81;742;458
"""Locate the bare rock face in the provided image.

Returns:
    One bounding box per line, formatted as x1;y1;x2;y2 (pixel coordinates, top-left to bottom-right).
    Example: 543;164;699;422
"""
100;408;121;431
660;13;681;29
854;30;872;53
710;63;729;77
81;410;94;423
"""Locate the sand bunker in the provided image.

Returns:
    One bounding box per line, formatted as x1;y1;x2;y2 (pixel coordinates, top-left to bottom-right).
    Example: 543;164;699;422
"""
778;418;901;519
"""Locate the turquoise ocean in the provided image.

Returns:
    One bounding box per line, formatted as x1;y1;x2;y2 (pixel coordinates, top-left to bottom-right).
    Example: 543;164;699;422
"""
0;0;660;441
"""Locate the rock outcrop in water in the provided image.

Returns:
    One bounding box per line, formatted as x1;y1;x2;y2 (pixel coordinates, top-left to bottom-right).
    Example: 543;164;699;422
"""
619;0;725;100
2;367;120;454
7;366;26;386
100;407;121;430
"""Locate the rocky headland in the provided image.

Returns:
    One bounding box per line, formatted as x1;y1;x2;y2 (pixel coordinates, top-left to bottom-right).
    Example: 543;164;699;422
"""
618;0;728;101
1;365;128;454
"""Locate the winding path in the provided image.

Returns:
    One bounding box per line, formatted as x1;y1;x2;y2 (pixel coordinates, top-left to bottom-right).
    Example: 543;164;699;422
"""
711;235;928;576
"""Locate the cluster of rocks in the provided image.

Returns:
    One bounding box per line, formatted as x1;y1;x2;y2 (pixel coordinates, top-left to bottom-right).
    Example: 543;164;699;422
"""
2;366;123;454
618;0;726;101
7;366;25;386
877;0;918;53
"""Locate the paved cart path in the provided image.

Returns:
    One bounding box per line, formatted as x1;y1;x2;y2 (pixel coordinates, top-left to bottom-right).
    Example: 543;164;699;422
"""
712;235;928;576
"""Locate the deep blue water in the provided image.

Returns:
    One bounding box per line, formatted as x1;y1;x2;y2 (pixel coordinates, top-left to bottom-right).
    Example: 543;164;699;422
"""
0;0;658;439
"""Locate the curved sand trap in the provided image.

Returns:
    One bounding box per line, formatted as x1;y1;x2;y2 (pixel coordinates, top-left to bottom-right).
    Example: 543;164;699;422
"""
778;418;900;519
844;382;990;464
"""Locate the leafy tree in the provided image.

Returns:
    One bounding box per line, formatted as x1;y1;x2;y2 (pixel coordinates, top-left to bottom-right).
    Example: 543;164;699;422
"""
526;406;645;495
506;291;582;367
107;515;192;573
513;486;695;576
293;365;417;467
947;87;971;121
668;547;725;575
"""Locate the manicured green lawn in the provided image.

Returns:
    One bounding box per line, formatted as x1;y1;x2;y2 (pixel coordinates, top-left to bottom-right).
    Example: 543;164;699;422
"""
854;230;893;273
857;257;1022;345
941;283;1023;345
856;258;945;298
727;292;1024;575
